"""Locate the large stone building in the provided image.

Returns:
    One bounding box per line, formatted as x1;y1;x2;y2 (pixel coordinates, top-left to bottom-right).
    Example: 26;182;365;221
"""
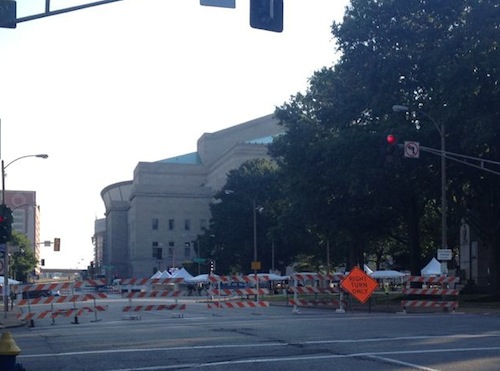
100;115;283;279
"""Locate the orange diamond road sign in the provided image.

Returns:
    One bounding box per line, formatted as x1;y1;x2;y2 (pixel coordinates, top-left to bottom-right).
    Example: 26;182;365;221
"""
340;266;379;304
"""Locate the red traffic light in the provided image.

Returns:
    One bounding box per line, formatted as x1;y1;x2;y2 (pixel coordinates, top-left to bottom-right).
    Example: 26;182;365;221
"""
386;134;396;145
0;216;4;223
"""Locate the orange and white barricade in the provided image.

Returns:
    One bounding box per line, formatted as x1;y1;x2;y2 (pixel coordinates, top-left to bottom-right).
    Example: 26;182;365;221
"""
288;273;346;313
17;280;109;325
401;276;460;313
207;275;270;309
118;277;186;319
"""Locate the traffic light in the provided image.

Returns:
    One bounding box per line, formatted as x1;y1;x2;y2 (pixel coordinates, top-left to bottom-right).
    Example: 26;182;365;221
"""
386;134;398;163
41;259;45;266
54;238;61;251
210;260;215;273
0;0;16;29
0;204;13;244
250;0;283;32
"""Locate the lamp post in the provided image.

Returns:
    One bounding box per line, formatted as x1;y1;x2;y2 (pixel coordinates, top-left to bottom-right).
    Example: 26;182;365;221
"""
252;198;259;301
2;154;48;318
392;105;447;251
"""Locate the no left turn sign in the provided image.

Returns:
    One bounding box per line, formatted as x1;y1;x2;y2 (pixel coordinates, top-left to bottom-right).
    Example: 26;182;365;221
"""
404;141;420;158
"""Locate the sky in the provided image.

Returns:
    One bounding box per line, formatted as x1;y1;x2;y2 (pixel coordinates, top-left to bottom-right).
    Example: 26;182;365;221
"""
0;0;349;270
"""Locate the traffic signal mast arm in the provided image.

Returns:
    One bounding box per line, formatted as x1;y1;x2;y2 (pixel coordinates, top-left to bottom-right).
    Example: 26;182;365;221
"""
13;0;125;25
419;145;500;177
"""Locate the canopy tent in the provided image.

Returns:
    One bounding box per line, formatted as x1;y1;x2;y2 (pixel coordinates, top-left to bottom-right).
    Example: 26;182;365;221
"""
185;274;211;283
151;271;162;279
256;273;286;281
0;277;22;285
171;267;194;281
369;270;406;279
364;265;374;274
421;258;442;277
158;270;171;279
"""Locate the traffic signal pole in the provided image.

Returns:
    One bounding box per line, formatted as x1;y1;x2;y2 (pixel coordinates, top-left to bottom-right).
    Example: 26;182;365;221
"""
418;145;500;176
1;159;7;318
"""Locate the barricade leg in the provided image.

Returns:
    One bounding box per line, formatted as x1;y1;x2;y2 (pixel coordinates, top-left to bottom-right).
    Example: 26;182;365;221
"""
336;293;346;313
291;280;300;314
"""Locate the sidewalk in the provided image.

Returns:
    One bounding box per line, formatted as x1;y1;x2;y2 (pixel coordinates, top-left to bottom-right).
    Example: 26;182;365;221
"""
0;307;25;329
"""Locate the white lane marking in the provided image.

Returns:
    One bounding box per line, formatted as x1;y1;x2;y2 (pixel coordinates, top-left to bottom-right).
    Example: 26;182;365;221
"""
103;347;500;371
19;333;500;358
367;354;441;371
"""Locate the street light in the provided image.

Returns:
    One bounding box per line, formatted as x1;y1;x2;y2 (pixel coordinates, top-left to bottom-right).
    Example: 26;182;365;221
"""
392;105;447;252
2;153;48;318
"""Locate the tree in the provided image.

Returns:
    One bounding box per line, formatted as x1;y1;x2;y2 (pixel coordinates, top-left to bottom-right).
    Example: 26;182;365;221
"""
199;159;296;274
270;0;500;289
9;231;38;282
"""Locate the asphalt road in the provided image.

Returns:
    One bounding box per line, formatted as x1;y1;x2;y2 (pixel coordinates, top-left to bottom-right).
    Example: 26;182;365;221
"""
7;297;500;371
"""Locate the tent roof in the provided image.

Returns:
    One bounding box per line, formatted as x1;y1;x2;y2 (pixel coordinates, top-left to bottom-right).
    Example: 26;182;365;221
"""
171;268;194;280
151;271;162;279
0;277;22;285
256;273;286;280
186;274;219;283
158;270;171;278
369;270;407;279
421;258;442;276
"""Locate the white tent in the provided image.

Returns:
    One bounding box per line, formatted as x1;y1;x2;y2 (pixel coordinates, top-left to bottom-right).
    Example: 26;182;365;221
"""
171;267;194;281
364;265;374;274
0;277;21;285
186;274;219;283
421;258;442;277
151;271;162;279
158;270;171;279
256;273;286;281
370;270;406;279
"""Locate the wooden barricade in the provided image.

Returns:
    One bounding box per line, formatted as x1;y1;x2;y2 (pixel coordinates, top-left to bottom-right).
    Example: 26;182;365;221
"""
17;280;108;325
288;273;346;313
207;275;270;309
401;276;460;313
117;277;186;319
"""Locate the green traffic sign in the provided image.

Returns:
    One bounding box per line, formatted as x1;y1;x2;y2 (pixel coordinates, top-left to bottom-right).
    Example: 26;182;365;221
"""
192;258;207;263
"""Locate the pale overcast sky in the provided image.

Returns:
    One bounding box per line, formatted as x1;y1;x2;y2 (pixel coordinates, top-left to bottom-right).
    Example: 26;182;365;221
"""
0;0;348;270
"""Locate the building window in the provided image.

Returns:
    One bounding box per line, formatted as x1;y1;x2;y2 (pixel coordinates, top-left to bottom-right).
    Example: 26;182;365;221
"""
184;219;191;231
168;241;174;247
152;247;162;259
184;247;191;258
168;219;175;230
152;219;159;230
200;219;207;230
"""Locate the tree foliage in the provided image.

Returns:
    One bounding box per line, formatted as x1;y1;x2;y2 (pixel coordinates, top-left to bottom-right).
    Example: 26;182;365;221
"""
269;0;500;287
9;231;38;282
199;1;500;293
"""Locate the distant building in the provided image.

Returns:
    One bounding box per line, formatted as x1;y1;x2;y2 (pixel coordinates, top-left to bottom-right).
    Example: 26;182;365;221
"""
100;114;283;278
3;190;42;274
92;218;106;277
